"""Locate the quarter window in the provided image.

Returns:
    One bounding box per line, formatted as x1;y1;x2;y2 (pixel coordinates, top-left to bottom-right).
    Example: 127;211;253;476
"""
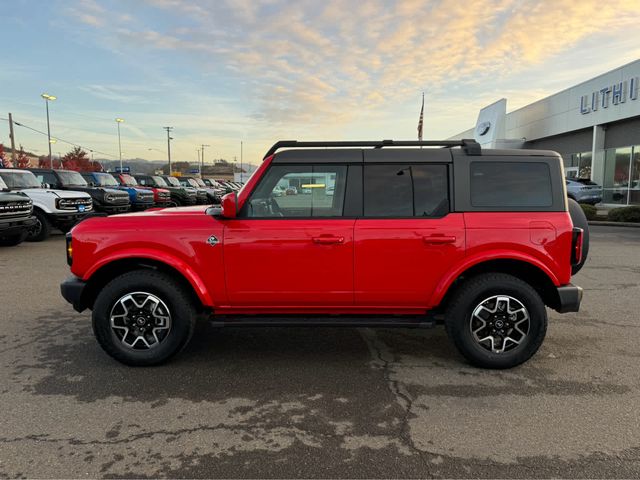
244;165;348;217
470;162;552;207
363;164;449;217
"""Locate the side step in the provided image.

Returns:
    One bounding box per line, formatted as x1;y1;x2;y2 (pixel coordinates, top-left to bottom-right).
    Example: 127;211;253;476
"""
208;315;438;328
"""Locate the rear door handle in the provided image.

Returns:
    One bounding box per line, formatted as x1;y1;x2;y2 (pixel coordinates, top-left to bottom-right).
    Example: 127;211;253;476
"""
312;236;344;245
423;235;456;245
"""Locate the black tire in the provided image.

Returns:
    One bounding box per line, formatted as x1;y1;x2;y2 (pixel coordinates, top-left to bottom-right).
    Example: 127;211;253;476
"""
445;273;548;369
568;198;589;274
92;270;197;366
0;230;28;247
26;209;51;242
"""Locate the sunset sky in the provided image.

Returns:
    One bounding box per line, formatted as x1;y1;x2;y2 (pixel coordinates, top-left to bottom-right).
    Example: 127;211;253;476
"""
2;0;640;165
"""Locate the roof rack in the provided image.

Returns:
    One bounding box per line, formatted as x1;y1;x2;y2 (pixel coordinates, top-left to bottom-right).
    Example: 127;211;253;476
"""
263;139;481;159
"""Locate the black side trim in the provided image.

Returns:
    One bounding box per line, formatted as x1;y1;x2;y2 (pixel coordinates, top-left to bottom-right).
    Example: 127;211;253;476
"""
210;315;436;328
555;284;583;313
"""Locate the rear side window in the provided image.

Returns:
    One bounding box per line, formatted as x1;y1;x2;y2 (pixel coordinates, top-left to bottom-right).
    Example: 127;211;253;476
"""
363;164;449;217
470;162;552;208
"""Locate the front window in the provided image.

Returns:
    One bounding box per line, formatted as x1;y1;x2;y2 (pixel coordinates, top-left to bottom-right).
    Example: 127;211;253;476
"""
244;165;347;217
0;171;42;189
165;176;181;187
92;173;119;187
152;176;168;187
120;174;138;186
57;171;88;187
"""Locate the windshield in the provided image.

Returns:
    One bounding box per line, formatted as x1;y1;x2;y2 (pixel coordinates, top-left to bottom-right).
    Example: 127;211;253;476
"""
57;171;88;187
120;174;138;186
92;173;119;187
152;176;168;186
165;176;181;187
184;178;199;188
194;178;206;187
0;171;42;189
0;176;8;190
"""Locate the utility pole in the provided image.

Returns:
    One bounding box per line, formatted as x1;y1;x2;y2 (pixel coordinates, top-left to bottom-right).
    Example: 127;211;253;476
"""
115;118;124;171
240;140;243;182
163;127;173;174
200;144;210;174
41;93;56;168
8;113;16;163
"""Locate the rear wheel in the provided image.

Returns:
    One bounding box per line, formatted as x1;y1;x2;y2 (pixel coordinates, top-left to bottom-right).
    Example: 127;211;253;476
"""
26;209;51;242
92;270;197;366
445;273;547;369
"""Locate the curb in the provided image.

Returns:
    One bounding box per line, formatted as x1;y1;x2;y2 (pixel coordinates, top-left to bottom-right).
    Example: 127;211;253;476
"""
588;221;640;228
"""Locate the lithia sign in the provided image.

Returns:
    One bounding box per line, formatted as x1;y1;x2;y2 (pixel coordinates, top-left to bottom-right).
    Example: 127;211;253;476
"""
580;77;638;114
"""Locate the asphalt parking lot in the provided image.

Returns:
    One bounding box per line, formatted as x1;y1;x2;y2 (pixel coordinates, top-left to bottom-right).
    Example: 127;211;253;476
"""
0;226;639;478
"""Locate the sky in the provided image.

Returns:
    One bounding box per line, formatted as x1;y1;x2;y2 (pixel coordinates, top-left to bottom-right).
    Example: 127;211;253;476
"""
2;0;640;165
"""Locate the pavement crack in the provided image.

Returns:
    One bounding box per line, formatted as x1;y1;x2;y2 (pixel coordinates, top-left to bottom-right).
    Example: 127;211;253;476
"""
358;328;420;454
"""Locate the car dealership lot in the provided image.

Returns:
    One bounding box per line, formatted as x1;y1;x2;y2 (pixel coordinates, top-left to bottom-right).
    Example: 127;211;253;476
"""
0;226;639;478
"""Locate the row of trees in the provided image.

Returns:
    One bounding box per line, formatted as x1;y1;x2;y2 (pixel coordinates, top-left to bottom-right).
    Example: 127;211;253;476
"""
0;144;32;169
0;144;103;171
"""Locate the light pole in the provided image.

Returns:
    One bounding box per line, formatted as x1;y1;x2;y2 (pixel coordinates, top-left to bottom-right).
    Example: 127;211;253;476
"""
240;140;243;182
41;93;56;168
200;144;210;175
164;127;173;174
115;118;124;171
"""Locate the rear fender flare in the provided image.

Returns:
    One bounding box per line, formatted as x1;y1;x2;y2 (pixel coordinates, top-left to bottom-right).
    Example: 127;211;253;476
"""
430;251;560;308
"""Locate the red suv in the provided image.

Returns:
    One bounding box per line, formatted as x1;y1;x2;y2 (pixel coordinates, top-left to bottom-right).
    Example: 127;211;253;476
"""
61;139;586;369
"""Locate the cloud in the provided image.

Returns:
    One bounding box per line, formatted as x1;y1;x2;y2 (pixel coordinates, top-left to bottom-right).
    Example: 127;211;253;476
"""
57;0;640;160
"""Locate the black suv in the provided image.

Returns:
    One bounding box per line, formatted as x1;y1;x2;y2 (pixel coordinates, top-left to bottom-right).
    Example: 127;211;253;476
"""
30;169;131;214
0;176;35;247
134;174;197;206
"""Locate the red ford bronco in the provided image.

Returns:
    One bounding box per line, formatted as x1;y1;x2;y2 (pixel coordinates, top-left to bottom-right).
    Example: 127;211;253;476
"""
61;139;586;368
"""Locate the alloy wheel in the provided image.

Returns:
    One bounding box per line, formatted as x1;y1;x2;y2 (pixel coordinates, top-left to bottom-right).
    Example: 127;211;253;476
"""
469;295;530;354
109;292;172;349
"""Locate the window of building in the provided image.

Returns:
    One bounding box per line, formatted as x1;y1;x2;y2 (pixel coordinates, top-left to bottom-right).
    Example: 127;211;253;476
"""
602;147;632;204
363;164;448;217
470;162;552;208
244;165;347;217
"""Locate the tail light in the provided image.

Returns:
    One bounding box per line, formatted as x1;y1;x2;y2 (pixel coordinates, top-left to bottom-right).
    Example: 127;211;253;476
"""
571;227;583;266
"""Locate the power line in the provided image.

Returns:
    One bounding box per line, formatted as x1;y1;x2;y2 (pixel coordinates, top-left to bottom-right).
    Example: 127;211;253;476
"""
0;117;116;158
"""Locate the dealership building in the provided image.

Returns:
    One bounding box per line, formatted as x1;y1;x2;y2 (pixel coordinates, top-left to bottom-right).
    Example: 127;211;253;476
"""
449;59;640;206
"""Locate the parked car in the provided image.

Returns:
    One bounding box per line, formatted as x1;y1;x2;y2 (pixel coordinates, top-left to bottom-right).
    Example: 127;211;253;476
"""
160;176;198;205
190;177;221;204
29;169;130;214
0;169;93;241
0;176;35;247
61;139;586;369
176;176;210;204
133;174;190;207
81;172;154;211
566;178;602;205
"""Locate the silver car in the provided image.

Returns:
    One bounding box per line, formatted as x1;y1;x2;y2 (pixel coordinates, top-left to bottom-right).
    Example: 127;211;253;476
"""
566;178;602;205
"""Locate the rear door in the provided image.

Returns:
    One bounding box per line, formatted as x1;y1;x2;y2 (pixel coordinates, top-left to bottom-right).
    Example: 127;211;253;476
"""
223;151;362;307
354;149;465;307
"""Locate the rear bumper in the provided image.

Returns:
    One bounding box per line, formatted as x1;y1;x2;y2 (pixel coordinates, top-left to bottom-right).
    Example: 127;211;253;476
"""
60;275;87;312
555;284;583;313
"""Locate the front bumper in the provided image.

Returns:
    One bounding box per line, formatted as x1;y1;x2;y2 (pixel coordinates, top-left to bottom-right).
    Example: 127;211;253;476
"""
555;284;583;313
60;275;87;312
0;216;37;235
132;202;155;211
96;204;131;214
49;211;92;228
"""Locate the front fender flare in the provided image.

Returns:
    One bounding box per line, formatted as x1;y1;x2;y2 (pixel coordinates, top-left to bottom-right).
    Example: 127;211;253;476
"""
83;249;214;307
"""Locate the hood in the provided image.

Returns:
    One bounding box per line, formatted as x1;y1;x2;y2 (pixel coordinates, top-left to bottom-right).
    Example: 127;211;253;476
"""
19;188;92;199
124;205;209;216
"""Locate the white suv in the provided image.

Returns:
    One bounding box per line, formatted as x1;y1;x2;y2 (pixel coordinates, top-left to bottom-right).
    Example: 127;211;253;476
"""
0;169;94;241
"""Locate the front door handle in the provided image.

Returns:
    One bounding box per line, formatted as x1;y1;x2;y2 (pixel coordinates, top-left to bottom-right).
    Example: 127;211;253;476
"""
423;235;456;245
312;236;345;245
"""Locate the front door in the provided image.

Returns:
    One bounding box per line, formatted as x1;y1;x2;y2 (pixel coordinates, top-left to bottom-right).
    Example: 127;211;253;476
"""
354;153;465;307
223;162;356;307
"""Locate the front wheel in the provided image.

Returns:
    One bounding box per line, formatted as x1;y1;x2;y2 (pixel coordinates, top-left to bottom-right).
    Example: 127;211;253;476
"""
445;273;547;369
92;270;197;366
26;209;51;242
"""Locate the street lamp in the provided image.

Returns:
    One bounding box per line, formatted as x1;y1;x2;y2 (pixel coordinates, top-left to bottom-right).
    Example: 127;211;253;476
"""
115;118;124;171
41;93;56;168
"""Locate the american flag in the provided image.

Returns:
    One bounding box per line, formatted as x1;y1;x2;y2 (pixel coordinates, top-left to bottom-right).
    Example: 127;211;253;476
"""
417;92;424;141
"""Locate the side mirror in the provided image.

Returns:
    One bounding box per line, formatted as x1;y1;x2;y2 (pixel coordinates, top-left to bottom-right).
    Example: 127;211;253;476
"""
221;192;237;218
42;183;50;189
